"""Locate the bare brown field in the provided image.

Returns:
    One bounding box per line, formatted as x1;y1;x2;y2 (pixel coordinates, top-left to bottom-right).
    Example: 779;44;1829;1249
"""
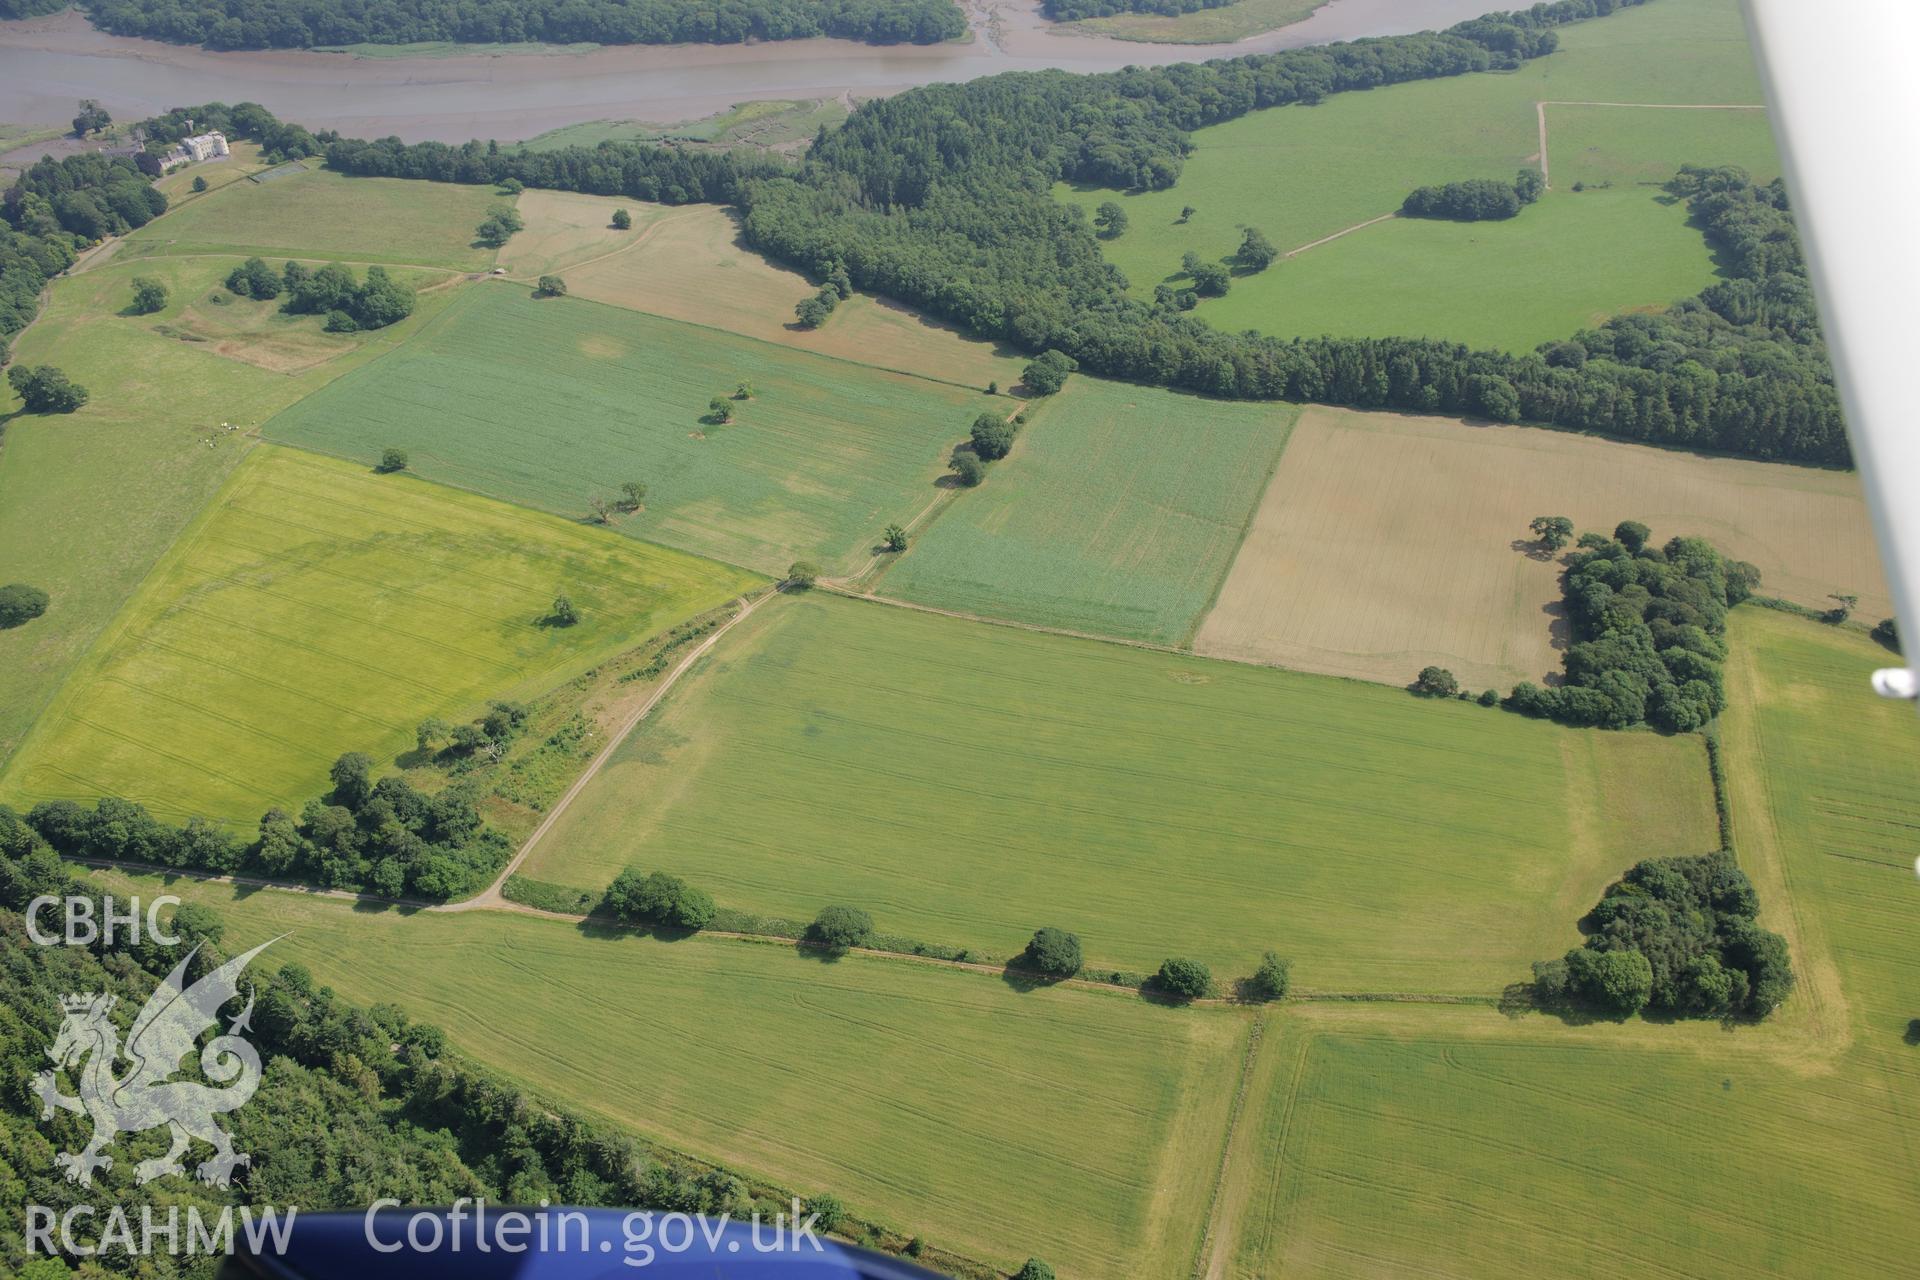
515;196;1025;388
1194;407;1889;691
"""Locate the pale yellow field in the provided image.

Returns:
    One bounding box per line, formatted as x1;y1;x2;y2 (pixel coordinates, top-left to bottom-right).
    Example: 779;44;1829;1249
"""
1194;408;1888;691
508;193;1024;389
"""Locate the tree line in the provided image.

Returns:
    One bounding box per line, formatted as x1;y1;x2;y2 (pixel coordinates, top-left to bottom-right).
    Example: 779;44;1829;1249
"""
0;826;864;1271
78;0;965;49
1531;850;1793;1018
17;749;512;901
161;3;1846;467
1043;0;1232;22
1506;521;1756;732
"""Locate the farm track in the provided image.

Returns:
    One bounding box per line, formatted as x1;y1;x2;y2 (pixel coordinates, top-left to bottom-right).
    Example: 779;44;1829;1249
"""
448;587;774;910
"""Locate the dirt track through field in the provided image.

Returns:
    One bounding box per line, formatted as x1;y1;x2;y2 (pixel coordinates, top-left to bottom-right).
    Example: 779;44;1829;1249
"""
448;589;771;910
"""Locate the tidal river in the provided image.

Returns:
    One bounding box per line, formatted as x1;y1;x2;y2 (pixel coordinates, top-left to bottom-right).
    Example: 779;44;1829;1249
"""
0;0;1505;143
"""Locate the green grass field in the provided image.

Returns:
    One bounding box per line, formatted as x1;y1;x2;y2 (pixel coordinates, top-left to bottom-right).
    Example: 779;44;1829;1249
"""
1234;188;1718;352
261;285;997;575
882;378;1297;644
1058;0;1775;351
527;591;1720;989
121;165;502;270
0;446;757;825
0;256;463;773
1210;609;1920;1279
95;875;1245;1280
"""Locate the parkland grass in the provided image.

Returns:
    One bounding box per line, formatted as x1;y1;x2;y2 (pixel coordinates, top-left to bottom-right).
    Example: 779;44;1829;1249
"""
883;378;1298;645
95;876;1246;1280
261;284;1000;575
121;165;502;270
1195;407;1889;692
527;591;1719;990
0;446;757;825
1058;0;1773;351
1209;612;1920;1279
531;199;1024;389
0;256;463;771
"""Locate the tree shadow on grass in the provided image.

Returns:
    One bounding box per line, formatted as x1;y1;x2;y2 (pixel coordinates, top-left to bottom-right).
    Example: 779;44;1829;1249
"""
999;960;1074;994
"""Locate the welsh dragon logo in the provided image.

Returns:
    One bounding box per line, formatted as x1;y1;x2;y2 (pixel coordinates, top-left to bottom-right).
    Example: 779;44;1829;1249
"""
34;939;276;1188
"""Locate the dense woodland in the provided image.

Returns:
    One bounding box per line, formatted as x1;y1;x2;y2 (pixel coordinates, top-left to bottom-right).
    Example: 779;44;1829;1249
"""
0;822;801;1272
1507;522;1756;732
1532;851;1794;1018
19;750;512;901
312;0;1845;465
73;0;965;49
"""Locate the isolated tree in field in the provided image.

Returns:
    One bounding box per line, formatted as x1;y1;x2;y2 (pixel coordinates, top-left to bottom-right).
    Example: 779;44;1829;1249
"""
7;365;88;414
1247;951;1290;1001
1189;260;1231;297
129;276;168;315
1153;957;1212;1001
1238;226;1277;271
191;175;209;193
1613;519;1651;553
611;208;632;230
707;395;735;423
1414;666;1459;698
949;454;986;487
883;523;908;552
986;380;998;395
377;447;409;473
970;410;1016;460
0;583;50;629
1021;348;1077;396
1873;617;1900;651
794;290;835;329
1021;927;1082;979
734;380;755;400
1529;515;1574;551
1825;592;1858;623
548;593;579;626
474;203;524;247
785;561;820;589
1178;205;1196;223
588;495;613;524
808;904;873;953
1013;1260;1055;1280
1093;201;1129;238
535;274;567;297
72;99;111;137
1514;166;1546;205
619;480;648;511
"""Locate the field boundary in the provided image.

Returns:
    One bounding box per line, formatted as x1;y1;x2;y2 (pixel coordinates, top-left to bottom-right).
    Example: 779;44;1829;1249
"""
450;586;777;908
1190;1015;1264;1279
1180;405;1300;649
1535;99;1768;189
